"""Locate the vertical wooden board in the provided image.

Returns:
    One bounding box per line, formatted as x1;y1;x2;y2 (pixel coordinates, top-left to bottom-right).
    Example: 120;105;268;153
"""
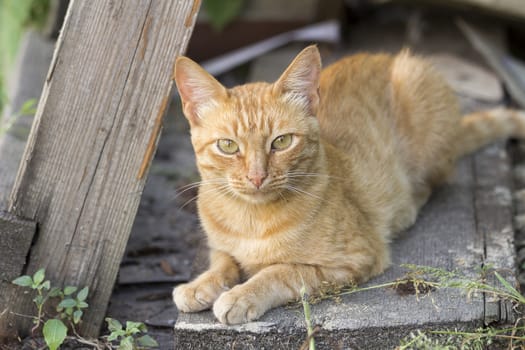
4;0;201;338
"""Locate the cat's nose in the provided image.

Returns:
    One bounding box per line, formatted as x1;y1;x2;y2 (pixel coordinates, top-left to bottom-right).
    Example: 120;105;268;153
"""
247;174;267;189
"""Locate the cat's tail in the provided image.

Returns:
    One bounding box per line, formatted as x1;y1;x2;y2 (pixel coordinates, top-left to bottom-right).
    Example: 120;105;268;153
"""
456;108;525;158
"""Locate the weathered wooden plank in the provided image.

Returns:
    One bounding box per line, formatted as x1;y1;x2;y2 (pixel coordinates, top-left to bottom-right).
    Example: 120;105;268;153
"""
0;211;36;338
2;0;201;338
0;211;36;285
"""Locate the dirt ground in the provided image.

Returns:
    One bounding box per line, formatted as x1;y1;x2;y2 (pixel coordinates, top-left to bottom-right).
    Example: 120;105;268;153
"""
104;4;524;349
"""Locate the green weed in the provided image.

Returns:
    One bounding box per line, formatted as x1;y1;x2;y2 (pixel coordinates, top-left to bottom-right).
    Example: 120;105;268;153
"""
12;268;158;349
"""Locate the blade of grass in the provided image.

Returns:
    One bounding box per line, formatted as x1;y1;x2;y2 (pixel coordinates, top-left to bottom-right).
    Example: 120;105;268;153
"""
300;278;316;350
494;272;525;304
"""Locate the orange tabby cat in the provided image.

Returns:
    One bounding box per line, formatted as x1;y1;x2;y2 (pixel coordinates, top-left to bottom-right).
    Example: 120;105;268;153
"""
172;45;525;324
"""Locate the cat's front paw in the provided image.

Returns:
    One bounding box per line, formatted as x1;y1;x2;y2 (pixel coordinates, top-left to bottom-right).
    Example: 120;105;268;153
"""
173;278;227;313
213;287;265;324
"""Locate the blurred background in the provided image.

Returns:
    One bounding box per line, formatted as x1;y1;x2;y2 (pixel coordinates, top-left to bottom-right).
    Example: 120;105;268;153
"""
1;0;525;116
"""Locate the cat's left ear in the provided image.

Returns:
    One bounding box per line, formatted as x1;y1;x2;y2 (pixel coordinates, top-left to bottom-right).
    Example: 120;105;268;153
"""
274;45;321;116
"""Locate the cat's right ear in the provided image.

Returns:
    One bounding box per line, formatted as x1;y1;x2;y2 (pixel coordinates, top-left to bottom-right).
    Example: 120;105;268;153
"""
174;57;227;126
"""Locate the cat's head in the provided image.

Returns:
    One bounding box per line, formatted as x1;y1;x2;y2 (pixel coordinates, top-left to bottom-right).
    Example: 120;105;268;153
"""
174;46;322;204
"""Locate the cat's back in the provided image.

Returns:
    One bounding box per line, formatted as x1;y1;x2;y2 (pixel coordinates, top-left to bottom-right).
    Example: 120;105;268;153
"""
317;53;396;151
317;51;459;181
318;51;448;155
319;53;394;104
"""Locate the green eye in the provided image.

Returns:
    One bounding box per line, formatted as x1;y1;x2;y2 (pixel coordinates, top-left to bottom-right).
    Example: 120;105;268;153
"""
271;134;293;151
217;139;239;154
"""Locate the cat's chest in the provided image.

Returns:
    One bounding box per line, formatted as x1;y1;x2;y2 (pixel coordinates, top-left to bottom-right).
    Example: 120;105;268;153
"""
210;231;296;267
202;209;304;266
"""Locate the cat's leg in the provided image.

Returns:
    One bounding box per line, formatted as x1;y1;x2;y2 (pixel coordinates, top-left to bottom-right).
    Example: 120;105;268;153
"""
173;249;240;312
212;264;352;324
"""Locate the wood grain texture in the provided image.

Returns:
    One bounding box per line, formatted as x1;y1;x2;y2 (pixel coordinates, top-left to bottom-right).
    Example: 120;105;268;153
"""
3;0;200;338
473;142;517;324
0;211;36;338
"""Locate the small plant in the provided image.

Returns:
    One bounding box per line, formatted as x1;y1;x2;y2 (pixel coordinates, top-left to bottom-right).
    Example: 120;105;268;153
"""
12;268;87;350
397;330;457;350
105;318;159;350
12;268;158;349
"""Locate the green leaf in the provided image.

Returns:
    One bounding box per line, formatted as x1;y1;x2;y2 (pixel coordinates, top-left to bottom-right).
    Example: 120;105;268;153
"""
12;275;32;287
137;334;159;348
48;287;62;297
63;286;77;296
43;319;67;350
77;301;89;309
106;317;123;332
41;280;51;290
494;271;525;304
203;0;244;31
57;298;76;309
73;310;82;324
108;329;126;341
18;98;37;116
126;321;146;334
32;268;45;286
76;286;89;301
118;336;133;350
33;295;44;307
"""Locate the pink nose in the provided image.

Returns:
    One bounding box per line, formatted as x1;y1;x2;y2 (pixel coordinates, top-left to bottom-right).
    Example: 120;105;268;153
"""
247;174;267;189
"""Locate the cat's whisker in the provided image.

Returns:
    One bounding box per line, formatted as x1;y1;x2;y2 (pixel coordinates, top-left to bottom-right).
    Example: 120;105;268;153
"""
286;172;345;182
176;178;228;191
172;178;229;201
178;183;233;211
278;191;288;204
285;184;336;207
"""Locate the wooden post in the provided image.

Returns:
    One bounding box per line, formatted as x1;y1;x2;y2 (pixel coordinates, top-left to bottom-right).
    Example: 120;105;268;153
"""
1;0;201;338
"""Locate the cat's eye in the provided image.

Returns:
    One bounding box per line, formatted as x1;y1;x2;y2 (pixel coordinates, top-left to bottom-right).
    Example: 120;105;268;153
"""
271;134;293;151
217;139;239;155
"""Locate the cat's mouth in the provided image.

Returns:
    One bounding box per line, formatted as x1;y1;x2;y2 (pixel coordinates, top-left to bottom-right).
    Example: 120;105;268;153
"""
232;185;281;204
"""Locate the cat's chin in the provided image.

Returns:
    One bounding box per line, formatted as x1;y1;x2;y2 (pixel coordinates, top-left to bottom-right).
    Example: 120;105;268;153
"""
235;190;281;205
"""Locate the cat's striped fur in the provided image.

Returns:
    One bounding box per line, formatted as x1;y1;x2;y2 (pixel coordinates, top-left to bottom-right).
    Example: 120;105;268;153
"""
172;46;525;324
